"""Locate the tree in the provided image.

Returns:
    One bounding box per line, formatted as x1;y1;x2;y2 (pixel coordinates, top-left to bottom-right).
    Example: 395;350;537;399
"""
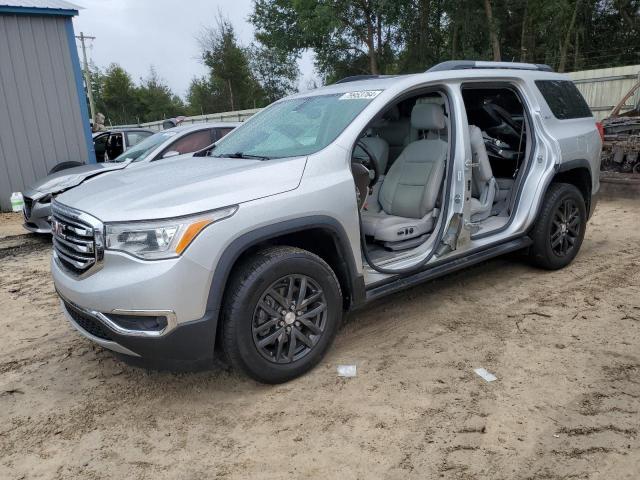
557;0;581;72
100;63;139;125
483;0;501;61
197;15;261;111
249;44;299;103
88;63;106;117
136;66;185;122
186;76;219;116
251;0;402;83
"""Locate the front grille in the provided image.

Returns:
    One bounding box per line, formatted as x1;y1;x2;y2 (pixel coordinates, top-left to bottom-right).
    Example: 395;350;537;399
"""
52;201;103;276
63;300;113;341
23;197;33;219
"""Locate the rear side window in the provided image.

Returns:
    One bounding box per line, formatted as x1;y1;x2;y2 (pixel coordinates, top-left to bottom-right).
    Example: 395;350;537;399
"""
215;127;234;140
535;80;592;119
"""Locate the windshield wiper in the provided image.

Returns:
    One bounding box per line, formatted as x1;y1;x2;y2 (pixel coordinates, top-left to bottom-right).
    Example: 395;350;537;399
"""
217;152;272;160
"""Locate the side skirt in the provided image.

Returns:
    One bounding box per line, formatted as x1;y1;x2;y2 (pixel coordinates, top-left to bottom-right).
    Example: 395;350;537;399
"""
363;236;532;304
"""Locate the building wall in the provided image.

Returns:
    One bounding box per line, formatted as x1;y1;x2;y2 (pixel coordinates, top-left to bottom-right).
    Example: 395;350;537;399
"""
569;65;640;121
0;13;91;211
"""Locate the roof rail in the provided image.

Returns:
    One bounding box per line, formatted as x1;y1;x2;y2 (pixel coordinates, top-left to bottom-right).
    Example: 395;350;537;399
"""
334;75;382;84
427;60;553;73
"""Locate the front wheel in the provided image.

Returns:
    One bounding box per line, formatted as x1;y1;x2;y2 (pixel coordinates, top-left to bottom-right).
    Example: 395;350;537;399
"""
221;246;342;383
529;183;586;270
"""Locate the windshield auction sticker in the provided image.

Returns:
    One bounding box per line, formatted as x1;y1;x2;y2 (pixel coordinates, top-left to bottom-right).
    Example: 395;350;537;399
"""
339;90;382;101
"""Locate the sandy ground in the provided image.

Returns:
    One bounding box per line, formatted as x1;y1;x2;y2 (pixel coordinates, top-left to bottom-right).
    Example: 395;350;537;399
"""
0;212;27;238
0;198;639;480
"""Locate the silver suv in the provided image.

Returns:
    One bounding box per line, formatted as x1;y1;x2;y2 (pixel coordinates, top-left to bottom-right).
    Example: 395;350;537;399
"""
51;61;601;383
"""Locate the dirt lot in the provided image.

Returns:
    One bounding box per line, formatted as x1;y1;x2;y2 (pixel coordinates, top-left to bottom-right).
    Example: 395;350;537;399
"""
1;200;639;480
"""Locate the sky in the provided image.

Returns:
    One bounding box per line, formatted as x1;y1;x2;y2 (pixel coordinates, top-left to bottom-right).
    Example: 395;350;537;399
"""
71;0;317;98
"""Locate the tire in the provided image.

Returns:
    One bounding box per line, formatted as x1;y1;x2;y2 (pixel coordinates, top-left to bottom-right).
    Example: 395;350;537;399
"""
48;161;84;174
529;183;587;270
221;246;343;384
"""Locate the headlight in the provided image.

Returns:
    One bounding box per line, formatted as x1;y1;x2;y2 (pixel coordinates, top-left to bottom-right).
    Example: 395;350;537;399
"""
105;206;238;260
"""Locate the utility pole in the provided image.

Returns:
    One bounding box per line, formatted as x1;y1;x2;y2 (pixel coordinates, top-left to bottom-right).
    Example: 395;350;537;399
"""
76;32;96;125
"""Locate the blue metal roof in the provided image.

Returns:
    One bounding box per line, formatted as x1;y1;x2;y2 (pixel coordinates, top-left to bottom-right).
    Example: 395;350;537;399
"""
0;0;80;16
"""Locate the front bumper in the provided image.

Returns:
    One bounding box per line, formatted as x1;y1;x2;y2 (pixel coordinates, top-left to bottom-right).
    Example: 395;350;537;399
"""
59;294;218;361
52;250;219;361
23;198;53;234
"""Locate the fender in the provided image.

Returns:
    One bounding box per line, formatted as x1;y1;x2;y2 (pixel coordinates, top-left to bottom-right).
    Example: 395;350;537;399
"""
532;159;594;223
204;215;366;326
556;158;593;177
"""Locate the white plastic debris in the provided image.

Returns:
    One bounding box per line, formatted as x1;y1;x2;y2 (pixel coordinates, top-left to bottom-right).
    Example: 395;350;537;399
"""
474;368;497;382
337;365;357;377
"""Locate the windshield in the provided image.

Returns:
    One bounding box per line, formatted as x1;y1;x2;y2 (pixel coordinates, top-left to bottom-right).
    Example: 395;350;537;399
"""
212;91;381;159
111;130;179;163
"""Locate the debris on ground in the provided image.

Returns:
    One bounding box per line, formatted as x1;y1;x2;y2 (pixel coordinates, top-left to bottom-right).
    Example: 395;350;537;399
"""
337;365;357;377
474;368;497;382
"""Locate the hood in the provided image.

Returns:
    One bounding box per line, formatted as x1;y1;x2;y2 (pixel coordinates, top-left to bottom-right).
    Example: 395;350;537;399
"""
25;162;127;196
56;155;308;222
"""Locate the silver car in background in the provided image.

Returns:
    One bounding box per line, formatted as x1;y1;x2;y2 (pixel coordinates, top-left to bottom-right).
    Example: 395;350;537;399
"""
22;122;240;233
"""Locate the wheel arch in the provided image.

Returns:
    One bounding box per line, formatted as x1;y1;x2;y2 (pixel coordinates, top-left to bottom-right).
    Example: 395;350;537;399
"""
530;160;595;234
552;160;593;217
205;216;365;348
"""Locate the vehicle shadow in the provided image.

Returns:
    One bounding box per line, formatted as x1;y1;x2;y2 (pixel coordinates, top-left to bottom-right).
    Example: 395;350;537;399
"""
107;250;535;389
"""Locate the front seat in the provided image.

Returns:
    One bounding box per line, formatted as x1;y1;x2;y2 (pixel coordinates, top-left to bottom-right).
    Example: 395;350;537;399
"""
468;125;497;221
362;103;448;243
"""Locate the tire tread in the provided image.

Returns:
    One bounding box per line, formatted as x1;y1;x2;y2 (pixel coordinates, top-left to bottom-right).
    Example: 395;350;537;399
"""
221;246;341;383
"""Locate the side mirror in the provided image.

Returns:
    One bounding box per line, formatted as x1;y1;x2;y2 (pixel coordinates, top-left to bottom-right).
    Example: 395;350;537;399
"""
162;150;180;159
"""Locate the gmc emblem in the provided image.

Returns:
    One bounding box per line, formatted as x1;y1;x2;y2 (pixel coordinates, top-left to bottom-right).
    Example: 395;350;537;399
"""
51;220;65;239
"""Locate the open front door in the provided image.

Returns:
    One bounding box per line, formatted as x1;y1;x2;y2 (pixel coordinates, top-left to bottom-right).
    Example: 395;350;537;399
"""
434;85;472;257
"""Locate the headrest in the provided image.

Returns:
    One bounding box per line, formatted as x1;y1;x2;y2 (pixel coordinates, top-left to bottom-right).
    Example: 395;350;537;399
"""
416;96;444;106
411;103;445;131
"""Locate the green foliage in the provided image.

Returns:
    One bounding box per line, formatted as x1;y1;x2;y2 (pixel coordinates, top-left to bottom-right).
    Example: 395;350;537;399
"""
87;0;639;122
186;77;219;116
99;64;138;125
251;0;402;83
88;63;185;126
249;44;299;103
251;0;640;80
187;14;299;116
199;17;260;111
136;67;185;122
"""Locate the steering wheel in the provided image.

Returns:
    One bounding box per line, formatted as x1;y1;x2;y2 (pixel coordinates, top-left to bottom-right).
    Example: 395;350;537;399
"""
484;102;520;135
355;140;380;188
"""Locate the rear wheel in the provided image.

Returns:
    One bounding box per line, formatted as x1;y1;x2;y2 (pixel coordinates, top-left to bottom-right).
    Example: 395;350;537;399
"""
221;246;342;383
529;183;586;270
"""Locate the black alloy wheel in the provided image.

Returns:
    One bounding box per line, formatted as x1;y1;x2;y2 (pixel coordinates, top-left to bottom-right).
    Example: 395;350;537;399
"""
529;182;586;270
221;246;342;384
252;274;328;364
550;198;581;257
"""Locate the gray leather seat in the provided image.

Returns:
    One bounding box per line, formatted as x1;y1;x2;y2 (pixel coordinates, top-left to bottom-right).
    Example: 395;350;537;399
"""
362;103;448;243
468;125;497;221
404;97;448;145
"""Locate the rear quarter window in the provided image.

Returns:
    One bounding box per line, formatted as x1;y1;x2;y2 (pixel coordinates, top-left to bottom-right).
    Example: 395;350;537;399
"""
535;80;592;120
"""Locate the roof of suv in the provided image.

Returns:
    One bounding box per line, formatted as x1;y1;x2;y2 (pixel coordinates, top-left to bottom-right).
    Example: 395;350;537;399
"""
290;61;568;99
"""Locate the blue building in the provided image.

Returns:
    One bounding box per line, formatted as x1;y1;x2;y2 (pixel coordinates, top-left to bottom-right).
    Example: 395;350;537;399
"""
0;0;93;211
